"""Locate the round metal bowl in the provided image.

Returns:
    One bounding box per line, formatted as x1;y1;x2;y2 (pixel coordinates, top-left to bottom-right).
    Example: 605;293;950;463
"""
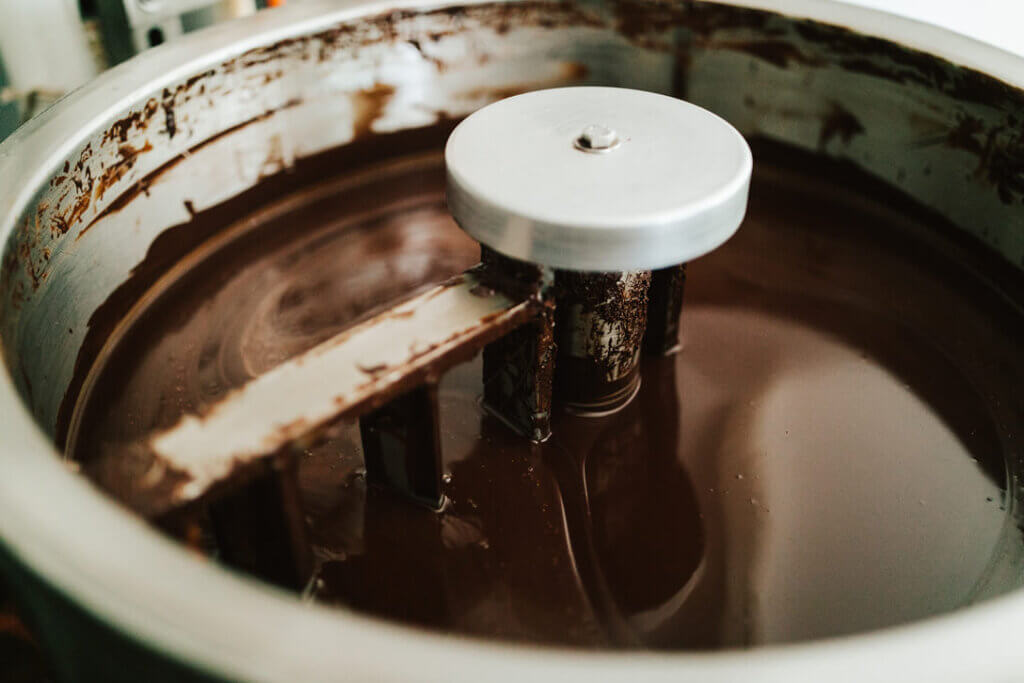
1;0;1022;680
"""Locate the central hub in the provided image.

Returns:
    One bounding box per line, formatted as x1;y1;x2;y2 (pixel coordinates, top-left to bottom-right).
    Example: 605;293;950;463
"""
446;86;752;415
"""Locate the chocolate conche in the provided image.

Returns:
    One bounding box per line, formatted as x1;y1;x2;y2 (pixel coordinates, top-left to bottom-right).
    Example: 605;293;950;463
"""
71;132;1024;649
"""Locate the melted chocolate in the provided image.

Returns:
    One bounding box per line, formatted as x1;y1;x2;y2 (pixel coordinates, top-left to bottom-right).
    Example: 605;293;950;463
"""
70;138;1024;649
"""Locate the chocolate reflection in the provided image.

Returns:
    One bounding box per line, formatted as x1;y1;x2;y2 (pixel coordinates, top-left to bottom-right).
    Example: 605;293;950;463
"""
311;356;706;648
548;357;706;647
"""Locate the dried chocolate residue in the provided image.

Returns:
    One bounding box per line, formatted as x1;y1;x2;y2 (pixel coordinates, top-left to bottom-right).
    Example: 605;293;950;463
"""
55;122;460;449
160;69;217;141
477;247;547;301
352;85;396;139
944;113;1024;204
162;100;177;139
787;19;1020;111
358;362;390;376
94;141;154;202
98;67;212;149
987;136;1024;204
614;0;684;44
818;101;866;149
406;39;446;70
60;189;91;236
612;0;1024;143
554;270;650;402
11;68;214;276
77;100;302;239
706;39;821;69
678;1;778;38
947;114;987;155
104;99;161;146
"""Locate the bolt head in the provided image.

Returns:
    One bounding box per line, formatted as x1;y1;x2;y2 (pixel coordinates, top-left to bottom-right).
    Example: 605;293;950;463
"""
575;124;619;152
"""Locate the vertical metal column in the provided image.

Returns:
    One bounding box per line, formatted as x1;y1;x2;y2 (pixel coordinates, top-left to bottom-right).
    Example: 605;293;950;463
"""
645;264;687;355
555;270;651;414
479;248;557;442
360;384;445;509
209;453;312;590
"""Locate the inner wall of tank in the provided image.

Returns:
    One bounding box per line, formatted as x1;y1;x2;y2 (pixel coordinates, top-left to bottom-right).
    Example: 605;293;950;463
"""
1;2;1022;455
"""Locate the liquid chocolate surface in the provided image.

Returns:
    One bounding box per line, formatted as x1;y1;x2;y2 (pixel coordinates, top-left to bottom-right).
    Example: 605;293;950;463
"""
70;139;1024;650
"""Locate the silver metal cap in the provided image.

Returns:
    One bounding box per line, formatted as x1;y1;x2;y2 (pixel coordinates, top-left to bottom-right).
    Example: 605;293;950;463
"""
445;87;752;271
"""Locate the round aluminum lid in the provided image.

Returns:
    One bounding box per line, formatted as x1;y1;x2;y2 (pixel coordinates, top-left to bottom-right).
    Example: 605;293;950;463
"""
445;86;753;271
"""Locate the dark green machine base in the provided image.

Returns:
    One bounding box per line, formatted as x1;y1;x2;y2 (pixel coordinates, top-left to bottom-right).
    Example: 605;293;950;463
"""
0;542;223;683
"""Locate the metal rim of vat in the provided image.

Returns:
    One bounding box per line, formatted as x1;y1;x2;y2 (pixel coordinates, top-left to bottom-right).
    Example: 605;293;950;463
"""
1;0;1023;680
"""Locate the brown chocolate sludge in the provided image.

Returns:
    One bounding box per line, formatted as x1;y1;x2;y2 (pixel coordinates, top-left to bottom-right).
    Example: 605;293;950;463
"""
71;128;1024;649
